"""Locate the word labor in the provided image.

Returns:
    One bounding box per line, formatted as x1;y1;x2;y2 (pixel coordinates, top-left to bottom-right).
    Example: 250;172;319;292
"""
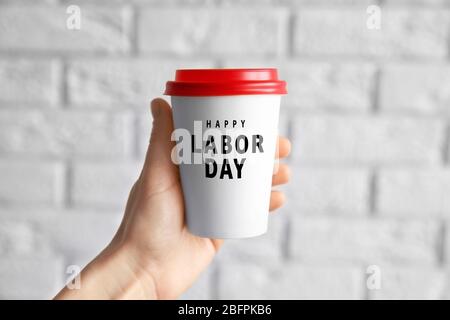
171;120;265;179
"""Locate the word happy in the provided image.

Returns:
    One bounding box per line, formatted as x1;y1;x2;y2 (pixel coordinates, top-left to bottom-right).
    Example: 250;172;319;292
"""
171;120;264;179
206;119;246;129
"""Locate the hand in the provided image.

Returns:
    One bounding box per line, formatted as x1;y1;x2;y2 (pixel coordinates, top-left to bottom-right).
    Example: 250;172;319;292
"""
55;98;291;300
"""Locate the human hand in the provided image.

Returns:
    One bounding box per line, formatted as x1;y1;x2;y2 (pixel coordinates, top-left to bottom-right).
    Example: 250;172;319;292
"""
55;98;291;300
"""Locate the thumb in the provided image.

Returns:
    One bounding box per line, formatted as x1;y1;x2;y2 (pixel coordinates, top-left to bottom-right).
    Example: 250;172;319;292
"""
140;98;179;194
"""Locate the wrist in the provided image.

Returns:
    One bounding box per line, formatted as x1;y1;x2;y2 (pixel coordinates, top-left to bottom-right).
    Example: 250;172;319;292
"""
54;241;159;300
99;241;160;300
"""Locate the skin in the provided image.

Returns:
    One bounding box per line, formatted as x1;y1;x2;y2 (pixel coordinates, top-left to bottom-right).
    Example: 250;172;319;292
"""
55;98;291;300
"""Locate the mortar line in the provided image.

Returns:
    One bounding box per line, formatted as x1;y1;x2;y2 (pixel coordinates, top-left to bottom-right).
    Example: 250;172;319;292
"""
286;114;294;141
442;122;450;165
438;220;446;266
371;66;382;114
284;115;294;167
64;160;73;209
368;168;378;216
447;20;450;61
0;50;445;63
60;58;69;107
130;5;139;57
287;11;296;58
281;215;291;260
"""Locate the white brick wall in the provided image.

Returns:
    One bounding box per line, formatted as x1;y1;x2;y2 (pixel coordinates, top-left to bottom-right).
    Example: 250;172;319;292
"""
67;59;214;106
218;263;363;299
380;64;450;114
0;219;35;256
71;162;140;208
138;8;288;56
0;6;132;53
0;110;134;157
368;268;446;300
292;115;445;165
286;168;370;214
290;217;440;266
0;257;64;299
0;161;65;206
1;0;450;300
293;8;450;58
0;59;60;105
378;169;450;216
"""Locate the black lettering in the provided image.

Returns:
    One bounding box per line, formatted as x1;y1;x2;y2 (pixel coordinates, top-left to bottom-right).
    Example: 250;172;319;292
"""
204;135;217;154
234;158;246;179
235;135;248;154
205;160;217;178
253;134;264;153
191;135;202;154
222;135;232;154
220;159;233;179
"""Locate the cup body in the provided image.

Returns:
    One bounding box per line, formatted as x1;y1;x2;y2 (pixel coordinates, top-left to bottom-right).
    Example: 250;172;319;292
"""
171;95;280;238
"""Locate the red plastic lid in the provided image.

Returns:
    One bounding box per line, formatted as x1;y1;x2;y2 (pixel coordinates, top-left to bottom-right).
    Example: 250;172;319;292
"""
164;68;287;96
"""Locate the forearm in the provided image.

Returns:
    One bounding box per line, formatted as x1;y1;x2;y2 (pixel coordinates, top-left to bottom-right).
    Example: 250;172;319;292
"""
54;244;158;300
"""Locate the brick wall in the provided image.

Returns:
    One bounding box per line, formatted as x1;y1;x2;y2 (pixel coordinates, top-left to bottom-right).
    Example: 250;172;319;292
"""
0;0;449;299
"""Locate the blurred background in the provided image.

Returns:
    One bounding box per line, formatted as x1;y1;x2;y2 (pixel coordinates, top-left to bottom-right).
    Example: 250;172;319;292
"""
1;0;450;299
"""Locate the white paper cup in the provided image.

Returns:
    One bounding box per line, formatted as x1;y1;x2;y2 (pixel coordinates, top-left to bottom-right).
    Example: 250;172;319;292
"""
165;69;287;239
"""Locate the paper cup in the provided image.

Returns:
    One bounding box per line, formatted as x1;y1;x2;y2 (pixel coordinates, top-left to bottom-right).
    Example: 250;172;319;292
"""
165;69;287;239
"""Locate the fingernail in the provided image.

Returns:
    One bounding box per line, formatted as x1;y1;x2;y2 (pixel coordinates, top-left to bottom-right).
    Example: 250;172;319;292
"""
151;100;160;118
